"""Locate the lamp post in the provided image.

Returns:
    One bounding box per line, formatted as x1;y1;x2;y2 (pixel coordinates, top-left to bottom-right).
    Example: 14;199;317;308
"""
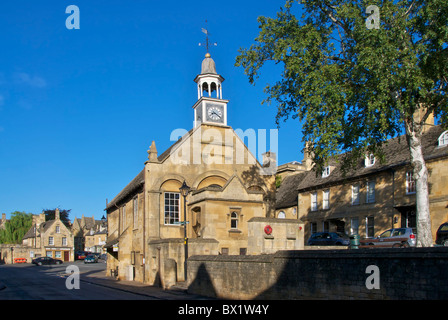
179;181;191;282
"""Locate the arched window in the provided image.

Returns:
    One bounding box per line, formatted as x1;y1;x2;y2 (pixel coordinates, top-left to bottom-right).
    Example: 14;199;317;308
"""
438;131;448;147
230;212;238;229
278;211;286;219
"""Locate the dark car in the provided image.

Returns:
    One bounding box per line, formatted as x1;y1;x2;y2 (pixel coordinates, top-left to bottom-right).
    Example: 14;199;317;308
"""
32;257;63;266
84;254;98;264
436;222;448;246
307;232;350;246
75;251;89;260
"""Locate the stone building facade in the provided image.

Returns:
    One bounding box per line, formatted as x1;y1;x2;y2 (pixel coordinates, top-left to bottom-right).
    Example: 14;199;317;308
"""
19;209;75;262
105;53;303;285
72;215;106;253
276;125;448;243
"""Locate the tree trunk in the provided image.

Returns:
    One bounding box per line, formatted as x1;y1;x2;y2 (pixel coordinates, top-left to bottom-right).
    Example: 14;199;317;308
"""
405;122;433;247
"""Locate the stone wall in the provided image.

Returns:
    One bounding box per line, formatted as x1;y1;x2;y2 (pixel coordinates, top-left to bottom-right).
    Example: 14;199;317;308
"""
247;217;304;254
187;248;448;299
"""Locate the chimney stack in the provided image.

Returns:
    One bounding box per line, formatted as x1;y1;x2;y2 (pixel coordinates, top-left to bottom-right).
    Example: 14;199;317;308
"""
55;208;60;220
303;141;315;171
262;151;277;175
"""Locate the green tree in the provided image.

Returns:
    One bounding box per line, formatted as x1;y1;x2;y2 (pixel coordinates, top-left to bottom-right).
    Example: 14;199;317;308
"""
236;0;447;246
0;211;33;244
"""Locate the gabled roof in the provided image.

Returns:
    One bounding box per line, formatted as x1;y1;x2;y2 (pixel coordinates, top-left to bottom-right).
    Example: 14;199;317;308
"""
275;171;308;209
105;169;144;211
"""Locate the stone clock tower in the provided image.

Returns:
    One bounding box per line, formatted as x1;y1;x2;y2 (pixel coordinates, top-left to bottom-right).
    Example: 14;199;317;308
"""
192;52;229;128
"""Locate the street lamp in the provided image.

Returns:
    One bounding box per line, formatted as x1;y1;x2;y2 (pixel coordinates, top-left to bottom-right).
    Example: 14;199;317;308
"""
179;181;191;282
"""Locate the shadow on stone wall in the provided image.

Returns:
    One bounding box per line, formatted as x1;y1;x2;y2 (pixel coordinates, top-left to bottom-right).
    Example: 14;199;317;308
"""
186;248;448;300
187;263;217;299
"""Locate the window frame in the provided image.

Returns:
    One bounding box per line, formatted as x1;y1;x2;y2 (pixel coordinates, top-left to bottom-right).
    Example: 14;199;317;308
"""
366;180;376;203
322;189;330;210
121;205;126;231
164;192;180;225
322;166;331;178
311;192;318;212
366;216;375;238
352;184;360;205
133;196;139;229
365;154;376;167
230;211;239;229
438;130;448;147
406;171;416;194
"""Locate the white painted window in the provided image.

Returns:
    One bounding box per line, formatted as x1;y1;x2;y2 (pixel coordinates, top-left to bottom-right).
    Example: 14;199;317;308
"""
366;181;376;203
322;189;330;210
311;192;317;211
352;184;360;205
406;171;416;194
438;131;448;147
164;192;180;225
365;154;375;167
322;166;331;178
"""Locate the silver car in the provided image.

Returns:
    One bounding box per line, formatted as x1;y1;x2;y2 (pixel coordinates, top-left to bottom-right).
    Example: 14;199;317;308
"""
360;228;416;248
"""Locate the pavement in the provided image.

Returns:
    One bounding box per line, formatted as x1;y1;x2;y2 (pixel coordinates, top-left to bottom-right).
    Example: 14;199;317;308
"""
77;269;212;300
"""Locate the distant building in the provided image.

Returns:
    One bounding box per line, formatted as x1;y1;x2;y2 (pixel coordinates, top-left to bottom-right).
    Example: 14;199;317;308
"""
21;209;75;261
71;215;107;253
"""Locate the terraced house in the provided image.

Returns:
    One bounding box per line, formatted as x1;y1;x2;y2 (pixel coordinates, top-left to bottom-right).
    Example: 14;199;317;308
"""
21;209;75;262
276;122;448;243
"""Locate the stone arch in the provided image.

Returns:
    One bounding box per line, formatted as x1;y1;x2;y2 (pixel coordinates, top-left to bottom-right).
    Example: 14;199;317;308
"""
197;175;227;190
154;174;188;192
192;170;230;190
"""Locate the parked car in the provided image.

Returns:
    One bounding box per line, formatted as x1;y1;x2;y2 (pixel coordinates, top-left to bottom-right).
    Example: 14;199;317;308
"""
32;257;63;266
307;232;351;246
84;254;98;263
436;222;448;246
360;227;416;248
75;251;89;260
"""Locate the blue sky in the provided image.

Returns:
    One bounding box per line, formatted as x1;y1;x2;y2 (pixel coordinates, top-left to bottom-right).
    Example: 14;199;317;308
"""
0;1;305;221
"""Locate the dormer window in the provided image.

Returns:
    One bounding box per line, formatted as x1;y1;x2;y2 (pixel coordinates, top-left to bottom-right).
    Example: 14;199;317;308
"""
365;154;375;167
322;166;331;178
438;131;448;147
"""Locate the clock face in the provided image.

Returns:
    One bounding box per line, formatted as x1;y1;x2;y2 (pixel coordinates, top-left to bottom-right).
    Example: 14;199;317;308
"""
206;104;224;123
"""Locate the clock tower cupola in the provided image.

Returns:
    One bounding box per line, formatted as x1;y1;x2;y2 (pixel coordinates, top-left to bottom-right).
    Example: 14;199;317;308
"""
192;52;229;128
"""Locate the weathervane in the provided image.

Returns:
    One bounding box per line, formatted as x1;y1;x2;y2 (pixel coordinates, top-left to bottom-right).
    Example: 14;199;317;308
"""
199;20;217;53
